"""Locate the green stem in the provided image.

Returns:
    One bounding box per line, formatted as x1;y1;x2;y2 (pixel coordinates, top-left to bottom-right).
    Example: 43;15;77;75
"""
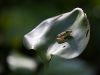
43;60;50;70
43;54;53;71
43;60;50;75
36;50;53;74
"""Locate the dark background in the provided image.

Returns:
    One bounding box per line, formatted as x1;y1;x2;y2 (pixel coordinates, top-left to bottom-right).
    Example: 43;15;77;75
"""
0;0;100;75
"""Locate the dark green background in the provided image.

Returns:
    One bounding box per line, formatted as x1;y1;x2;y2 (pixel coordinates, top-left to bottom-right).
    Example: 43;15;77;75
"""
0;0;100;75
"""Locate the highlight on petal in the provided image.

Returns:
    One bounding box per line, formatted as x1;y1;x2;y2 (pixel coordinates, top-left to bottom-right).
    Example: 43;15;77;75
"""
23;8;90;61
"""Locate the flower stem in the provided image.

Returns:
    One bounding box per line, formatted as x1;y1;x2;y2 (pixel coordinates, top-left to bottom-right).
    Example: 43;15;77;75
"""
43;60;50;75
43;60;49;70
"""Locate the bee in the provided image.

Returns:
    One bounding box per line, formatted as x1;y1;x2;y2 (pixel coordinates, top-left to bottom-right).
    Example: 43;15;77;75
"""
56;29;72;44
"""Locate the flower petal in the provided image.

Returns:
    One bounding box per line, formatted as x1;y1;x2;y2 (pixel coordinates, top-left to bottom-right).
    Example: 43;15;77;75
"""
23;8;90;60
47;8;90;59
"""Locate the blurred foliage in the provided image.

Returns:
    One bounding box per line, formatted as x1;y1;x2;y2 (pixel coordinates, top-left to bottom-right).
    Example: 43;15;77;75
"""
0;0;100;75
40;56;95;75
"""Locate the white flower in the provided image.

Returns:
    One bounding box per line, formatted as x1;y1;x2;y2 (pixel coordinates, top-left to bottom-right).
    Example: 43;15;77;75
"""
23;8;90;62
